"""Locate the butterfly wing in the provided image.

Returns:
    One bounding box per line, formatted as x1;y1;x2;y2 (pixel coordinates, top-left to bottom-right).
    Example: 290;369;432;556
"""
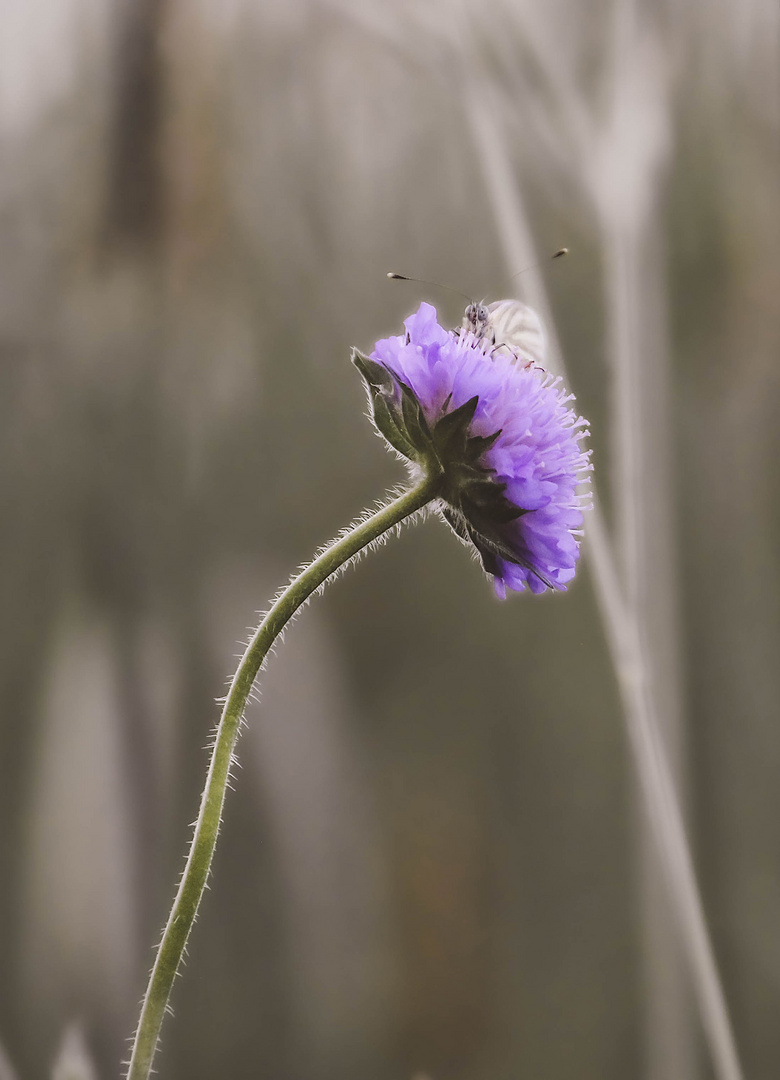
486;300;547;366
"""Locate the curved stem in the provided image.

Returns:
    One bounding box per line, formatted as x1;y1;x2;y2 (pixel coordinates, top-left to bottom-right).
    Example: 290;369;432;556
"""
126;474;442;1080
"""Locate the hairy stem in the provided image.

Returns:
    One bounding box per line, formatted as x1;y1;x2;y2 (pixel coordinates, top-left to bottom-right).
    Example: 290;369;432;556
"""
126;474;442;1080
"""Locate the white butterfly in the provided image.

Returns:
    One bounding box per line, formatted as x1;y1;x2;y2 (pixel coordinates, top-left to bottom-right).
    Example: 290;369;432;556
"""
387;270;554;368
390;250;564;369
462;299;547;367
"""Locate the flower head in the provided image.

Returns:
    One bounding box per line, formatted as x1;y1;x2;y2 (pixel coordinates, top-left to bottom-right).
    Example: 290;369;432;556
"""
353;303;591;597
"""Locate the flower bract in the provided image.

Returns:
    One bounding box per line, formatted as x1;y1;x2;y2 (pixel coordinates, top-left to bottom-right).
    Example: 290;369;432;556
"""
353;303;591;597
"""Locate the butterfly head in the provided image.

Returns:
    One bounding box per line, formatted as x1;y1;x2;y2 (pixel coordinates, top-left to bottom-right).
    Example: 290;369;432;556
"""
463;301;491;340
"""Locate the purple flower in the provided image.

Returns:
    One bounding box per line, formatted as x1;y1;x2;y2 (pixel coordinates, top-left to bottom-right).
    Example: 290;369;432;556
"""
353;303;591;597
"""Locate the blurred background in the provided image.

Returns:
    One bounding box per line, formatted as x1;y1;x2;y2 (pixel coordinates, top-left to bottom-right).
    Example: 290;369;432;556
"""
1;0;779;1078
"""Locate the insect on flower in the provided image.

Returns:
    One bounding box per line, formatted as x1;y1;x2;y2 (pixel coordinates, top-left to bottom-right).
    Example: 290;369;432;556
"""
389;248;566;370
460;297;547;367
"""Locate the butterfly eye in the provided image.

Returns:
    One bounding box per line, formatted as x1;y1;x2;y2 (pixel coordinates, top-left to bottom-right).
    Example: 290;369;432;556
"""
478;308;488;323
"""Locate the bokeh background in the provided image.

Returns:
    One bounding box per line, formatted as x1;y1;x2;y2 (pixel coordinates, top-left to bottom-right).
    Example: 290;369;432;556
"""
1;1;779;1078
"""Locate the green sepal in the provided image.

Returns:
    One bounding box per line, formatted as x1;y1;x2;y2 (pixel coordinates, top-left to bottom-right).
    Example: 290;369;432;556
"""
440;505;471;542
351;349;396;394
398;380;433;454
467;521;523;567
352;351;423;460
372;394;418;459
464;517;556;589
461;480;529;523
468;527;500;576
432;396;479;459
465;429;502;460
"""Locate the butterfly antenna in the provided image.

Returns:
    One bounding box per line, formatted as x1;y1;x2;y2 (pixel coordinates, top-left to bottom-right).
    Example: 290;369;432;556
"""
510;247;569;280
387;272;473;305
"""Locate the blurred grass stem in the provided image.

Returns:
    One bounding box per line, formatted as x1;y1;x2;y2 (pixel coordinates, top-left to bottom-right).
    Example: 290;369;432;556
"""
462;73;743;1080
125;474;442;1080
599;6;694;1073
